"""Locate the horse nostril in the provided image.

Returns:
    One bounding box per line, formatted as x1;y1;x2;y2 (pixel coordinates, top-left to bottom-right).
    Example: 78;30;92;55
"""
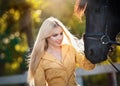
89;49;94;56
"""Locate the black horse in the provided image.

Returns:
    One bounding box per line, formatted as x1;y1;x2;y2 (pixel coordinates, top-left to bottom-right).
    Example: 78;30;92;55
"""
74;0;120;64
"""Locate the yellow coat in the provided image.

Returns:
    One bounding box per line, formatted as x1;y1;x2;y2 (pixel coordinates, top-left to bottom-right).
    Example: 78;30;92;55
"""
34;44;95;86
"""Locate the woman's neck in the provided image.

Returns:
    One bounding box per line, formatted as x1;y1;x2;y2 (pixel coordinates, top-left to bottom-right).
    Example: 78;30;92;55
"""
47;45;62;61
47;45;61;53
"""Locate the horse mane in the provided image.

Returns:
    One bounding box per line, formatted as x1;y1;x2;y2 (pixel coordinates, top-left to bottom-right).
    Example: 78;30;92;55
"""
74;0;87;21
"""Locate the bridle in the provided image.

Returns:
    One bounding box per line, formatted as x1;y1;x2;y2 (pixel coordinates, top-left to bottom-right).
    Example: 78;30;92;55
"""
84;28;120;46
84;27;120;72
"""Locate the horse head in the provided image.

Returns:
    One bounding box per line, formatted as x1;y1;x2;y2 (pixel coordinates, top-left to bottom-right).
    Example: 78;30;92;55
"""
74;0;120;64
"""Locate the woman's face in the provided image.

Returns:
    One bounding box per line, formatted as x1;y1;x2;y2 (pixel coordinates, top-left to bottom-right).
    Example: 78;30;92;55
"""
47;26;63;48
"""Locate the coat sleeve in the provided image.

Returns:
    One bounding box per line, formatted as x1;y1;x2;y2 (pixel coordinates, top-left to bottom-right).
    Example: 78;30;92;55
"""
74;49;95;70
34;64;46;86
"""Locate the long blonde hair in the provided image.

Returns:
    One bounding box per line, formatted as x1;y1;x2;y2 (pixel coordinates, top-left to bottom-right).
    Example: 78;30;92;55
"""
27;17;84;84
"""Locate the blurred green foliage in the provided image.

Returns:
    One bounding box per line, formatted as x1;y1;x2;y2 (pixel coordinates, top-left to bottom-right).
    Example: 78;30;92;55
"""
0;0;43;76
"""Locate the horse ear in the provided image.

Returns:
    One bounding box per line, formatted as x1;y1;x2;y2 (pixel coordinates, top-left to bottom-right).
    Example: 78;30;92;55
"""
74;0;87;21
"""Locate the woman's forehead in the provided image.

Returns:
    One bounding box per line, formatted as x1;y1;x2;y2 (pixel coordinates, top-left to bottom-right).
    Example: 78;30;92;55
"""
53;26;63;32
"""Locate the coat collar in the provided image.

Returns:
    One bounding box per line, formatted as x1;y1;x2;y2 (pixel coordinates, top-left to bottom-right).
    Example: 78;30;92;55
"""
42;44;69;65
62;44;69;59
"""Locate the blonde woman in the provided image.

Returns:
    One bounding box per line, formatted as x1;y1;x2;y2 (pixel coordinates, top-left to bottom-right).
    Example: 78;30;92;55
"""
27;17;95;86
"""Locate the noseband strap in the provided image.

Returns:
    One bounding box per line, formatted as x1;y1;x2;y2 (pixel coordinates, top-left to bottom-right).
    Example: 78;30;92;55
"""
84;33;120;72
84;34;120;46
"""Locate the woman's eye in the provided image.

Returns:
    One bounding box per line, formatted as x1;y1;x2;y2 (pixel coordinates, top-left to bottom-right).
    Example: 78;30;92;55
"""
60;32;63;35
52;34;58;37
52;32;63;37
